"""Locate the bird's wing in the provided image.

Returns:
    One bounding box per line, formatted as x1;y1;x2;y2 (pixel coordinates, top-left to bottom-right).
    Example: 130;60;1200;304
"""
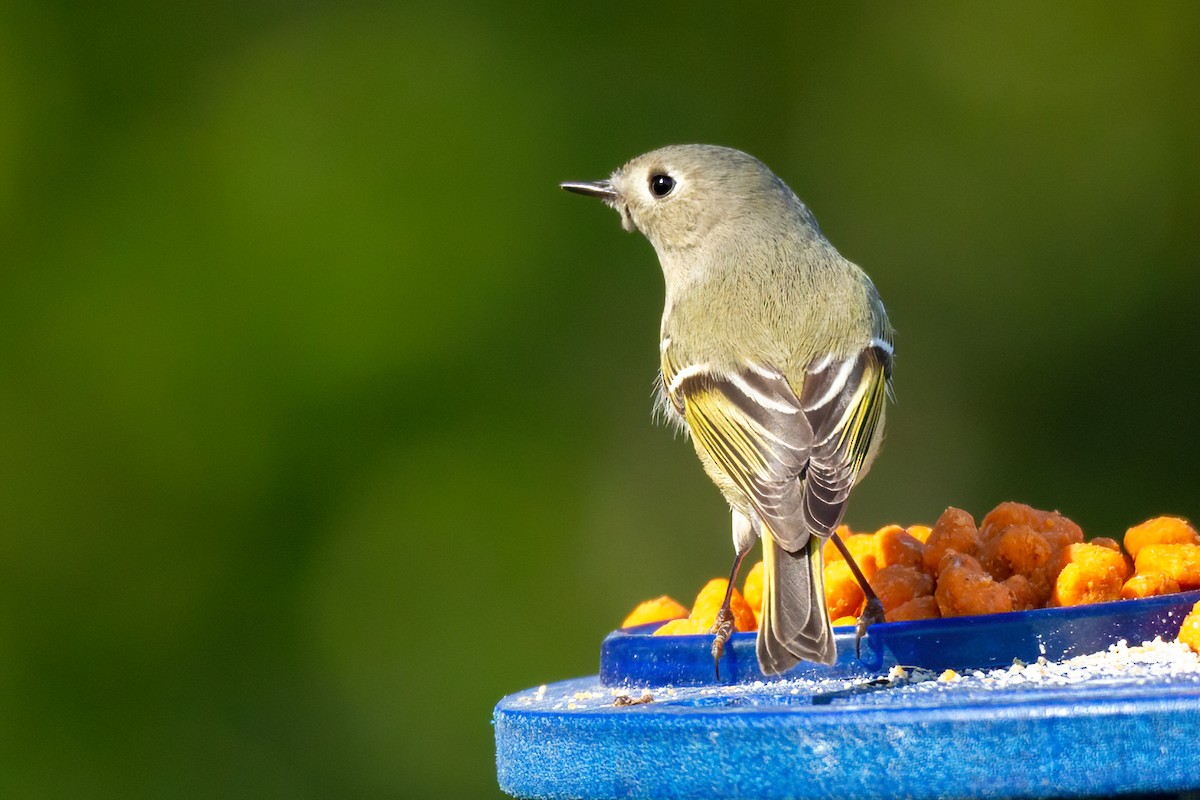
663;338;892;553
795;339;892;546
662;352;815;544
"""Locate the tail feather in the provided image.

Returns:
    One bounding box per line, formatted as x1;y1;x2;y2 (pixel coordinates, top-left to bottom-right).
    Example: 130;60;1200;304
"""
757;532;835;673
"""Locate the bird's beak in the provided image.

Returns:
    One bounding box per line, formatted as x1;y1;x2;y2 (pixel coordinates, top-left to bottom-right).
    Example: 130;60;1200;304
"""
560;179;617;200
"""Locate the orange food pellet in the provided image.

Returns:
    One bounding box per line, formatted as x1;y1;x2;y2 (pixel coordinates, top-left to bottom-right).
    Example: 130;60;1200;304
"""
1050;543;1130;606
1179;600;1200;655
1038;511;1085;552
934;553;1013;617
1003;573;1045;611
622;595;689;628
1121;571;1181;600
875;525;925;570
839;533;879;579
822;525;854;562
937;550;983;575
689;578;728;626
888;595;941;622
653;617;707;636
980;501;1047;539
923;507;980;575
690;578;757;632
1124;516;1200;560
981;502;1084;552
1089;536;1134;574
871;564;935;615
906;524;933;544
1134;544;1200;591
980;524;1054;582
824;559;866;621
742;561;764;614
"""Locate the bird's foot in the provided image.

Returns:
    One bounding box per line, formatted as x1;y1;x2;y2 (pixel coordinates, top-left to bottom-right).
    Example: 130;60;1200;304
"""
710;605;736;680
855;596;886;660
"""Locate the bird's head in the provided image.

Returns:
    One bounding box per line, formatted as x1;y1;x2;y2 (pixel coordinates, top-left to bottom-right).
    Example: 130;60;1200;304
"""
561;144;808;255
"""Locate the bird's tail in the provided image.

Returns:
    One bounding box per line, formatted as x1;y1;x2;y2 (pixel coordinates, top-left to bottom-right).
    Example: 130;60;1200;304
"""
756;531;835;674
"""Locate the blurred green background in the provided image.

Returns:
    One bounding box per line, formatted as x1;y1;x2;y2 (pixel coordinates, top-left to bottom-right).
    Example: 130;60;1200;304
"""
1;1;1198;797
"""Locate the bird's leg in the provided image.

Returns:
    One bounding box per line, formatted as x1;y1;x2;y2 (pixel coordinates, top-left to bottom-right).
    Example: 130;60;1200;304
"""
710;547;750;680
830;531;885;659
711;511;757;679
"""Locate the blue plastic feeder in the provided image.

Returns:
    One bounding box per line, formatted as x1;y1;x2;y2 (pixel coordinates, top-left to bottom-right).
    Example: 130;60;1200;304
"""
495;590;1200;799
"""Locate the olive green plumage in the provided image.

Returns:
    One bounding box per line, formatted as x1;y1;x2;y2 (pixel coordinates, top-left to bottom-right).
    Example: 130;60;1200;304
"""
563;144;893;674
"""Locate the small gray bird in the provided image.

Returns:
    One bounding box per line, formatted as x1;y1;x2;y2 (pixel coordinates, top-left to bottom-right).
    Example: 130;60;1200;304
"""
562;145;893;675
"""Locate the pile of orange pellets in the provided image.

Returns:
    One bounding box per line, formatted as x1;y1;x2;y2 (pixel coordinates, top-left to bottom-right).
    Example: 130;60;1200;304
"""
621;502;1200;654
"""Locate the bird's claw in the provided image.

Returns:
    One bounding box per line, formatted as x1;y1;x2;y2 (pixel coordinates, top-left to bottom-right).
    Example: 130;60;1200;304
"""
710;606;735;680
855;596;886;660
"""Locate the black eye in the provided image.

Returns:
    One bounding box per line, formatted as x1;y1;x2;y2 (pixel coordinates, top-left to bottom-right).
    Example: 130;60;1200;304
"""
649;174;675;198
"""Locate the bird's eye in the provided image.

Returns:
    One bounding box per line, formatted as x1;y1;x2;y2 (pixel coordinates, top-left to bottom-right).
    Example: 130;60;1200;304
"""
649;174;675;198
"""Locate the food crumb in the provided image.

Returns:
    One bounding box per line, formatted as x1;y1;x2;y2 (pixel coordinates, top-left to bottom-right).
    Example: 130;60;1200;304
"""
939;669;960;682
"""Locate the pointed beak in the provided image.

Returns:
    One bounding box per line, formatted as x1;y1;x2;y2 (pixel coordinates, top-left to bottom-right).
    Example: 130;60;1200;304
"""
560;179;617;200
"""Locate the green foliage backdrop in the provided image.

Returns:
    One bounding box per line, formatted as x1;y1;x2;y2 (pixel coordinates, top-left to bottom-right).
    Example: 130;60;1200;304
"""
1;2;1198;797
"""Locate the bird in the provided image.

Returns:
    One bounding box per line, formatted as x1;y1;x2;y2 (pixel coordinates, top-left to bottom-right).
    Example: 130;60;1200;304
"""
561;144;893;675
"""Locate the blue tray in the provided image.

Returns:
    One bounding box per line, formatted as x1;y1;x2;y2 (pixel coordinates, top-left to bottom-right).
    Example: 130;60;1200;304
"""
601;589;1200;686
495;666;1200;799
496;591;1200;799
